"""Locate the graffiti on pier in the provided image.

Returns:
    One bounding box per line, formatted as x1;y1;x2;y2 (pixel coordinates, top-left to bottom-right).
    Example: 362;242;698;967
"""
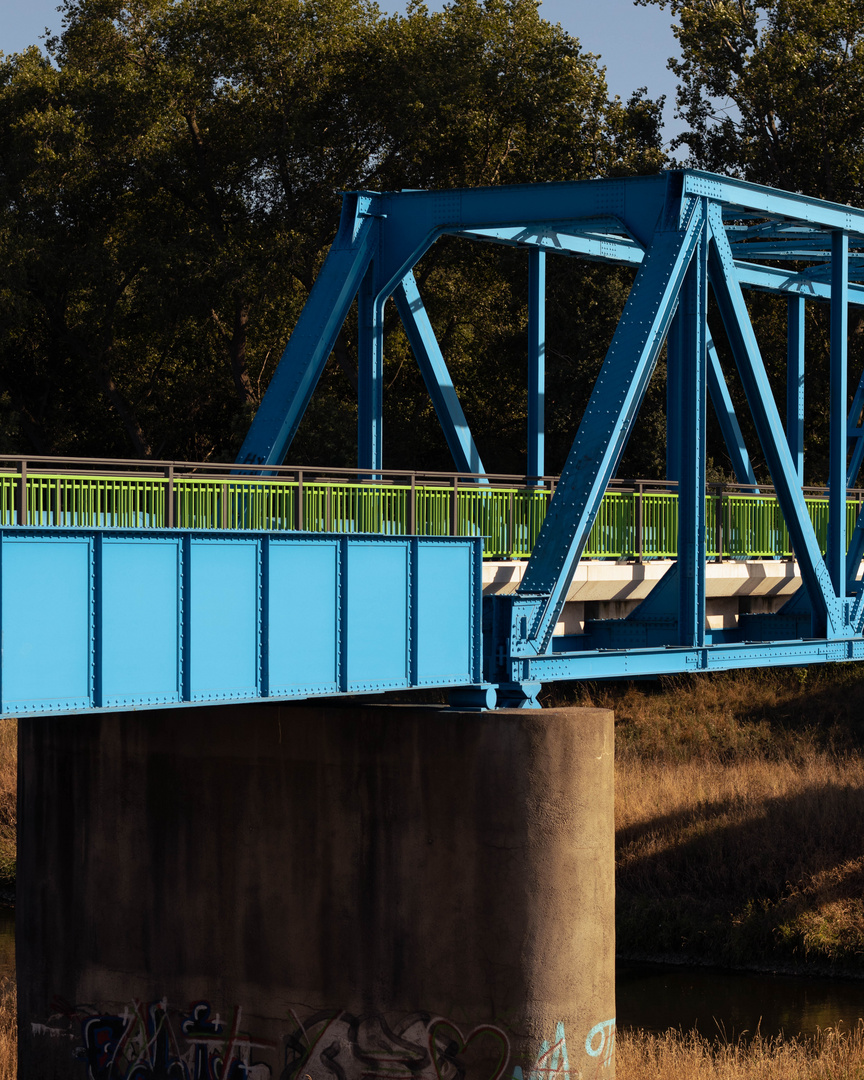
34;1001;615;1080
281;1011;613;1080
40;996;274;1079
510;1018;615;1080
282;1011;512;1080
584;1019;615;1073
526;1021;569;1080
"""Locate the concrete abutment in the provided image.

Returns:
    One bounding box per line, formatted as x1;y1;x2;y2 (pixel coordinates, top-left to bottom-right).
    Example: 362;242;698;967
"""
18;703;615;1079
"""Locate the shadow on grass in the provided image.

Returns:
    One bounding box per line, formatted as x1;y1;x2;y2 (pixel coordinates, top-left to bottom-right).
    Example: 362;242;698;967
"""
617;777;864;972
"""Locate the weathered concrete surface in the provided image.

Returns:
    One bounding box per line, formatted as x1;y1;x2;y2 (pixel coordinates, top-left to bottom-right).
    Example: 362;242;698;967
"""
19;703;615;1079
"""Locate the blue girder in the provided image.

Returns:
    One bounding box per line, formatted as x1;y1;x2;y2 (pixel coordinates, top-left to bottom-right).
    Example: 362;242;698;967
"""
236;169;864;705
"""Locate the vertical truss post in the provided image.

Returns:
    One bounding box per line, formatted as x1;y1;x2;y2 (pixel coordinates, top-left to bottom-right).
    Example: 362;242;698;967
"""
666;311;683;484
677;223;708;647
528;249;546;483
828;231;849;595
358;261;385;473
786;294;805;486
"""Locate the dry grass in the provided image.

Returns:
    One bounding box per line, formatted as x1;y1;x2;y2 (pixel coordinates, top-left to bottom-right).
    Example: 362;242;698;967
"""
553;665;864;971
0;720;15;888
618;1023;864;1079
616;749;864;968
0;978;16;1080
547;663;864;762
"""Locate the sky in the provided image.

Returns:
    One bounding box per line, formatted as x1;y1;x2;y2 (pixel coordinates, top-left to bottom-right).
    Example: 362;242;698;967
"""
0;0;683;140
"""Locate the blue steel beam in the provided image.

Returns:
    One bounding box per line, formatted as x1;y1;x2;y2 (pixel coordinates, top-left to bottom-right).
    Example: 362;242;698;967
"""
706;328;758;487
453;225;645;266
392;271;487;477
373;178;670;291
786;295;806;486
237;197;378;468
453;225;864;323
708;204;844;635
358;260;385;472
528;249;546;481
682;171;864;234
512;637;864;684
845;368;864;488
666;311;682;484
843;365;864;604
847;517;864;601
827;231;849;594
677;228;708;647
375;173;864;299
515;191;706;655
734;263;864;305
454;227;864;305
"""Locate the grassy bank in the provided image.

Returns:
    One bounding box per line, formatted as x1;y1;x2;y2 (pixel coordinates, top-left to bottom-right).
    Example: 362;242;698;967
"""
0;979;14;1080
554;664;864;974
2;669;863;1078
0;720;15;894
618;1023;864;1079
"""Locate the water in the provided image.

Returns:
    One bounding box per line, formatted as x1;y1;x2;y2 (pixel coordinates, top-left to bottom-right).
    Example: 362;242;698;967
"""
618;961;864;1039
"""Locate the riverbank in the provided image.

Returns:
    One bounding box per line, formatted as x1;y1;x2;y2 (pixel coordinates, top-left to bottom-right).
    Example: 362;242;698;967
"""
0;720;14;901
554;664;864;976
618;1022;864;1079
4;672;864;1075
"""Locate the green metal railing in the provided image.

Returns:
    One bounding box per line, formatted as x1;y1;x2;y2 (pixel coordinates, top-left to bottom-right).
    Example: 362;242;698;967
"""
2;457;863;562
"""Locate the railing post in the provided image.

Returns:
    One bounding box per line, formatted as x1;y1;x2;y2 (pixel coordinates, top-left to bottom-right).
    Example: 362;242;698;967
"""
221;482;228;530
17;461;26;527
508;488;515;557
450;474;459;537
296;469;304;532
408;472;416;536
715;483;723;563
165;466;174;529
636;483;644;564
725;490;733;559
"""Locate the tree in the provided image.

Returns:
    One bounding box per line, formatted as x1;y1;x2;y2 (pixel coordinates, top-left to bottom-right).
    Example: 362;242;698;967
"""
0;0;664;469
635;0;864;484
636;0;864;202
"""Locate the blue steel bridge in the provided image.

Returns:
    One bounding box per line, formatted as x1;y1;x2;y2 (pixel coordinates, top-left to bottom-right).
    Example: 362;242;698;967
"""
11;168;864;712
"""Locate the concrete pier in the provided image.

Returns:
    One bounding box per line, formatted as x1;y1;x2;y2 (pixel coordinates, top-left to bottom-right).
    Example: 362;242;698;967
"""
18;703;615;1079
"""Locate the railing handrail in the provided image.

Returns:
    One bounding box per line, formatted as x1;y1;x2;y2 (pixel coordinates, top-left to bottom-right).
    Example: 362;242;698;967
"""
3;455;863;564
0;454;861;501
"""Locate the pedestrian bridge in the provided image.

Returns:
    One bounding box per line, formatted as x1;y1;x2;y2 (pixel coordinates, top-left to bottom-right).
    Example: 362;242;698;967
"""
1;455;861;716
11;168;864;711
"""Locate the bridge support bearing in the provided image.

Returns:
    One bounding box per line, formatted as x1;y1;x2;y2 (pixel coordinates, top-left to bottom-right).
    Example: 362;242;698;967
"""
18;703;615;1079
495;681;544;709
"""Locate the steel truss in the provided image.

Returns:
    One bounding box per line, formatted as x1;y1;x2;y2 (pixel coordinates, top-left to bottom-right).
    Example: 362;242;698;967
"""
238;170;864;706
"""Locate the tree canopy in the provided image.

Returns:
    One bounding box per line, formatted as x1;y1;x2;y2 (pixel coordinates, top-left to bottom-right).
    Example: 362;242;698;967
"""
0;0;664;470
637;0;864;203
637;0;864;485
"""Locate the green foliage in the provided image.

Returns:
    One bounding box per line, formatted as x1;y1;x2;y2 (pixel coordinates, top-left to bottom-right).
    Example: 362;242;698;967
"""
633;0;864;484
637;0;864;203
0;0;664;469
